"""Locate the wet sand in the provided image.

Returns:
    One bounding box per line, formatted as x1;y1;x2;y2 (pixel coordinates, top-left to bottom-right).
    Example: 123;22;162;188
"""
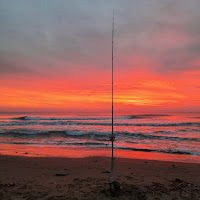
0;155;200;199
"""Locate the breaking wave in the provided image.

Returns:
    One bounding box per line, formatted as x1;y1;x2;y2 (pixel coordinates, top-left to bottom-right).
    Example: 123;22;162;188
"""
11;114;170;121
0;113;199;159
1;130;199;142
2;120;200;127
129;114;170;119
11;116;126;121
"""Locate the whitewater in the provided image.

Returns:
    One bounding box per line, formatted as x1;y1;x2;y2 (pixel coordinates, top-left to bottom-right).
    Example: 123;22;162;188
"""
0;112;200;163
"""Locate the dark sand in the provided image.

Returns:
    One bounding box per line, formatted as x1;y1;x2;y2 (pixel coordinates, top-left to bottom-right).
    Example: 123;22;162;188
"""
0;155;200;199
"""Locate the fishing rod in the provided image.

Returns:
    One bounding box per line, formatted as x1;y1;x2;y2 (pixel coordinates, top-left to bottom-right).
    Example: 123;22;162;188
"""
110;10;115;190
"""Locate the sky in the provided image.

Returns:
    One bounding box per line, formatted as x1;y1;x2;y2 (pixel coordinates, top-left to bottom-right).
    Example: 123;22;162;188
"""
0;0;200;113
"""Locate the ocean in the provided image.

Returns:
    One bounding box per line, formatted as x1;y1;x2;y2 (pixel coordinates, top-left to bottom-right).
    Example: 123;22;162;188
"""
0;112;200;163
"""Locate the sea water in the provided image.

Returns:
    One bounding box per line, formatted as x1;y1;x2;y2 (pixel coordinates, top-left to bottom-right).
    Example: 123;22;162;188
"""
0;112;199;163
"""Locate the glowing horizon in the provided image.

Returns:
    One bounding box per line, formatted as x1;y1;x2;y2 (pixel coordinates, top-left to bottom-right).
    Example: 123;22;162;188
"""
0;0;200;113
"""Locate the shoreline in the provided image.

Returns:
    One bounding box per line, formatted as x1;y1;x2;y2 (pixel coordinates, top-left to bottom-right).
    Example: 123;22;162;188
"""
1;143;200;164
0;155;200;199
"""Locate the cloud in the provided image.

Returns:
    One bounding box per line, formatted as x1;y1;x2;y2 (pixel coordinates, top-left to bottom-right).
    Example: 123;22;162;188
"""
0;0;118;75
0;55;36;74
115;0;200;73
0;0;200;111
0;0;200;76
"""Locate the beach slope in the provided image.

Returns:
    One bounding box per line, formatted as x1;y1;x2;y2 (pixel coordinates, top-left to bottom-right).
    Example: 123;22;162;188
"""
0;155;200;199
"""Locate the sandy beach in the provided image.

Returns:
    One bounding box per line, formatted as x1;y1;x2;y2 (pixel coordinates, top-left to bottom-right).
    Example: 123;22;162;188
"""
0;155;200;200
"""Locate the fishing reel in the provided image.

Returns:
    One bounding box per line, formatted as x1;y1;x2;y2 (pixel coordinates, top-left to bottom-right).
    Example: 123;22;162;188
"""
109;135;115;142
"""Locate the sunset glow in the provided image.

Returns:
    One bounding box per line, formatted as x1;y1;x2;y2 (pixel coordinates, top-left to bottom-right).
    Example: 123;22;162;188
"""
0;1;200;113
